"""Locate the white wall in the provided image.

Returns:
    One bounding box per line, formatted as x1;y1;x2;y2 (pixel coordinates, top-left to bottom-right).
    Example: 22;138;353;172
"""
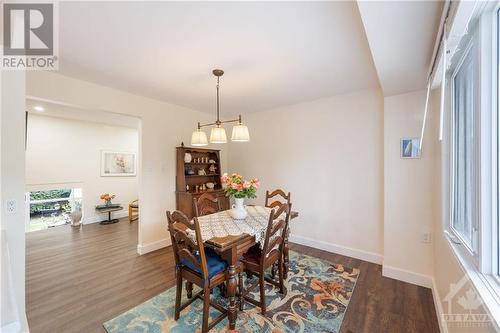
1;71;29;331
27;71;225;254
226;87;444;289
384;89;497;332
382;89;438;286
227;88;384;263
26;114;139;224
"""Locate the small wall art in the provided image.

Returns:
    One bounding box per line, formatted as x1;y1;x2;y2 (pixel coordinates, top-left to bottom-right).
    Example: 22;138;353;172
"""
401;138;421;159
101;151;137;176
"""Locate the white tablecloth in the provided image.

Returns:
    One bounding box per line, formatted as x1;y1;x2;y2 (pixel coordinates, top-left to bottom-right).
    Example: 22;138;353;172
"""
190;205;274;246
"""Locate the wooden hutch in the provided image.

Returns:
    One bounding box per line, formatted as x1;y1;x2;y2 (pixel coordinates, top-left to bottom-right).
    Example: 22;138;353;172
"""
176;146;230;219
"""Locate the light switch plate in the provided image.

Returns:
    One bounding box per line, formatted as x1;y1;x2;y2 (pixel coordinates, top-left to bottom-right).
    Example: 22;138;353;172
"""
421;231;432;243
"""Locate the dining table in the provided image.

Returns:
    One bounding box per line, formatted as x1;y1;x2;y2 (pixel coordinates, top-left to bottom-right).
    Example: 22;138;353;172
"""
188;205;299;330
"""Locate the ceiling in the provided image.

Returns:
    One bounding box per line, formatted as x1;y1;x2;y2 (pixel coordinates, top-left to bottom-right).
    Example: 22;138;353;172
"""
57;1;379;115
56;1;443;114
26;99;140;128
357;0;443;97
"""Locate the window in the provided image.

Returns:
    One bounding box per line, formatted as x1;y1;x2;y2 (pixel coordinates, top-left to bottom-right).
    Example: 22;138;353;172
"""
444;2;500;325
451;34;479;254
28;188;82;232
496;8;500;279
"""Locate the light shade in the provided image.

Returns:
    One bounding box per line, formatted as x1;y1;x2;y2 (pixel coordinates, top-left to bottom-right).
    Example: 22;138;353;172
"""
210;126;227;143
191;129;208;146
231;124;250;142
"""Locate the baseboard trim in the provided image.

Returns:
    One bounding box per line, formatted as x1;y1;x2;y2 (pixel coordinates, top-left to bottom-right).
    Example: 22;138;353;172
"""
83;211;129;225
382;265;433;288
289;234;383;265
431;278;449;333
137;238;170;255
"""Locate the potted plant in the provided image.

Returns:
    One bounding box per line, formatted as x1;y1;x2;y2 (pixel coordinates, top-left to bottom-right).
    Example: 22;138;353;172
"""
221;173;259;219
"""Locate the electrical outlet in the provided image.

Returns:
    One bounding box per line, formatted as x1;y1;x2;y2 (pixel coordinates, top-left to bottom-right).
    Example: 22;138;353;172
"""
6;200;16;213
421;231;432;244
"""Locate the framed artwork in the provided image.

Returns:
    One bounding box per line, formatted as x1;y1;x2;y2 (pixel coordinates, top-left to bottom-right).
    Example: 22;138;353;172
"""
101;151;137;177
401;138;421;159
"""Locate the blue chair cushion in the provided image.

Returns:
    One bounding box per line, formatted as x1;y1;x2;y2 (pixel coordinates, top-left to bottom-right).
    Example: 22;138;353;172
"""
180;248;227;279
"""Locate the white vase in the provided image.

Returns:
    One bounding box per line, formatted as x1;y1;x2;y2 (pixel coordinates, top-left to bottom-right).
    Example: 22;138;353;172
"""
70;200;83;227
184;152;192;163
70;210;83;227
229;197;247;220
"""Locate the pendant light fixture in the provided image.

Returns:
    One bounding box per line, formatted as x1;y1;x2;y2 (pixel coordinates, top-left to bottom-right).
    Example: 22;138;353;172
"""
191;128;208;146
190;69;250;146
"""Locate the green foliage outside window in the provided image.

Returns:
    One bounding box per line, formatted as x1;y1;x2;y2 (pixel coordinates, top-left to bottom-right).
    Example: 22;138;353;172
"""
30;189;72;215
30;189;71;201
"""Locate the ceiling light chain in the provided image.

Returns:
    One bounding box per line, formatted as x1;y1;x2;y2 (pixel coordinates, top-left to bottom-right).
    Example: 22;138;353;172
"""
191;69;250;146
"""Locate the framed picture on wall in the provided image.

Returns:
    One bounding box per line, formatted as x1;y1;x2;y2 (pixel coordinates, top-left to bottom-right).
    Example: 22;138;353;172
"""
400;138;421;159
101;151;137;177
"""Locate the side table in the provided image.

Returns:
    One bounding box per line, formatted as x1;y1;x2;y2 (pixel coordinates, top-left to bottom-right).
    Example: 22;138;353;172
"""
96;205;123;224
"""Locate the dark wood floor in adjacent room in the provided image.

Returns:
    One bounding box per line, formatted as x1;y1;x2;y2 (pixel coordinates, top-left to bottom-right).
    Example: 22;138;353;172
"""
26;220;440;333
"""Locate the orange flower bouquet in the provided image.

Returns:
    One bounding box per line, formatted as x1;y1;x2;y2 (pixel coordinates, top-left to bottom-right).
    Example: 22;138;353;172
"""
100;193;116;206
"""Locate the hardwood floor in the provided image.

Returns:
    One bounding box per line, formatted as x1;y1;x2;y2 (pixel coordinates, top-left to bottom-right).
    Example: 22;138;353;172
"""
290;244;440;333
26;220;440;333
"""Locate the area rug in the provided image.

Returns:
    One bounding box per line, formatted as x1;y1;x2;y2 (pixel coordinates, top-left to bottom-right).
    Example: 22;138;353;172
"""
103;251;359;333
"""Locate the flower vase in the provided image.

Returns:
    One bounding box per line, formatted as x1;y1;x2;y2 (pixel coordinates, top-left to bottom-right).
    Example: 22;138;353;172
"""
105;200;112;207
229;197;247;220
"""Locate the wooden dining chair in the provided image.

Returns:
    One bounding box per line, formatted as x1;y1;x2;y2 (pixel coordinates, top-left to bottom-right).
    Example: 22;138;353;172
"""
265;189;291;210
166;210;228;333
193;193;222;217
238;203;291;315
265;189;292;278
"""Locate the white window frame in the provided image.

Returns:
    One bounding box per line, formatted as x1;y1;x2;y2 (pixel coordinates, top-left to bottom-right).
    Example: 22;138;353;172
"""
445;1;500;326
492;4;500;283
475;0;500;298
449;16;481;265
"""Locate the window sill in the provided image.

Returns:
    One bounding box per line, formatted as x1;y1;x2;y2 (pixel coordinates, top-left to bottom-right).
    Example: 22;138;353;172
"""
446;235;500;331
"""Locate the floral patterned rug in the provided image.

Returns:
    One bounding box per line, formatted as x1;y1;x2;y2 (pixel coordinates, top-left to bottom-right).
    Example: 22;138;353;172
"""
103;251;359;333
